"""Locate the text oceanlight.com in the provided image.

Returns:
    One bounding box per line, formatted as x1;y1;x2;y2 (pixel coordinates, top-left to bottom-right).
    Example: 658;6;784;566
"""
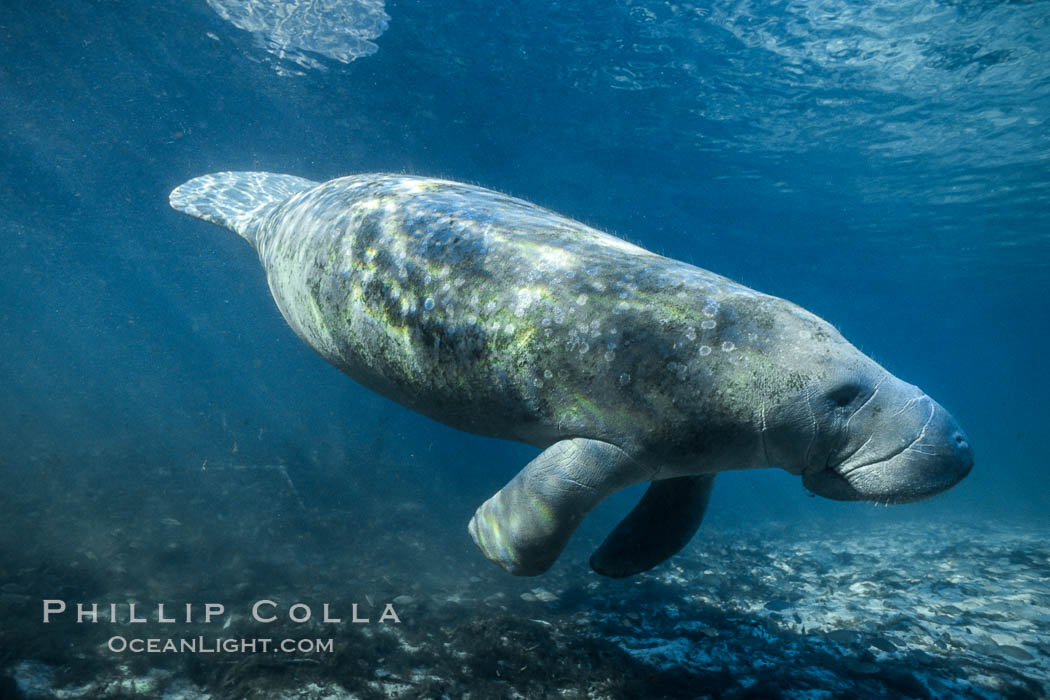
107;636;334;654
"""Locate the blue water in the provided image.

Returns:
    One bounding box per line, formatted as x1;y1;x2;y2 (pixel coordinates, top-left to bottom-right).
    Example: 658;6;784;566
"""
1;0;1048;695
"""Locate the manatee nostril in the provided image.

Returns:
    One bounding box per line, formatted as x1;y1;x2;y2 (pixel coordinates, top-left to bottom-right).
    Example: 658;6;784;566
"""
952;431;973;476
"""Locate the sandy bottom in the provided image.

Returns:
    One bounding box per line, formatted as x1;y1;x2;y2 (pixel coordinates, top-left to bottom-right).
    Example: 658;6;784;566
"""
2;463;1046;699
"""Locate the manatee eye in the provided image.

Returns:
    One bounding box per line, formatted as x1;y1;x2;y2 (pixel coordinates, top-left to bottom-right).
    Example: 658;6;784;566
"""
827;382;862;408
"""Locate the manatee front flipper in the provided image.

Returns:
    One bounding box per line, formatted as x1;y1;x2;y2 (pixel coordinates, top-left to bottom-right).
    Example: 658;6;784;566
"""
469;438;651;576
589;474;715;578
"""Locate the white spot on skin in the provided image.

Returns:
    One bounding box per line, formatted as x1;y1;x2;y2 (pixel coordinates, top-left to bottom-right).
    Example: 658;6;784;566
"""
423;298;435;311
722;341;735;352
701;320;716;330
699;345;712;356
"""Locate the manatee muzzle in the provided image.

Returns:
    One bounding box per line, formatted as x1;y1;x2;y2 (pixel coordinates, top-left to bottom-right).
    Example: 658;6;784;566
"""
804;393;973;504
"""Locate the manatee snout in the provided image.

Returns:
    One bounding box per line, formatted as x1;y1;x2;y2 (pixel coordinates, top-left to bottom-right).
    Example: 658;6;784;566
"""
805;384;973;504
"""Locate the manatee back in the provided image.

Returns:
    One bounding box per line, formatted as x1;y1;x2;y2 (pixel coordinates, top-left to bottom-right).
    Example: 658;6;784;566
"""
170;172;319;245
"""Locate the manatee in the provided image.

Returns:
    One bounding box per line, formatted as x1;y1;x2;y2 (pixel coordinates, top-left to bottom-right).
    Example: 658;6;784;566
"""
170;172;973;577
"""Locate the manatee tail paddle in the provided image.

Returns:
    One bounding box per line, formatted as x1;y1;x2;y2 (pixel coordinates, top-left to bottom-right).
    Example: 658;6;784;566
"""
169;171;319;245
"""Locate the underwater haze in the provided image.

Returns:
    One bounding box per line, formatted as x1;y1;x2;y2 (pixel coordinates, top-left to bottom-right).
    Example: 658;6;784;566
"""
1;0;1048;698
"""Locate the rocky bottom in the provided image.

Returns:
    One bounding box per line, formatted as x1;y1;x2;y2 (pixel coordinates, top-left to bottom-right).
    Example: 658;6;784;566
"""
1;464;1047;699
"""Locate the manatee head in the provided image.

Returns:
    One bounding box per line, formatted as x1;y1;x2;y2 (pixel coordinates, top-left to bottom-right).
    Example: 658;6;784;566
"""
747;297;973;504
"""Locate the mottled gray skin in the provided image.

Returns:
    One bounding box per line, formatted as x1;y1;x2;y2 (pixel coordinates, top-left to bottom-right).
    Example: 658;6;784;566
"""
171;172;974;577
